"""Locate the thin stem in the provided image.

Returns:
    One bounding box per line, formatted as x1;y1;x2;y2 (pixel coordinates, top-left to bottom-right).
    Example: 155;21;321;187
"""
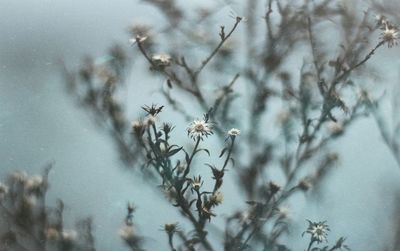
332;41;385;89
183;136;201;177
168;234;176;251
222;137;236;172
194;17;242;77
307;240;315;251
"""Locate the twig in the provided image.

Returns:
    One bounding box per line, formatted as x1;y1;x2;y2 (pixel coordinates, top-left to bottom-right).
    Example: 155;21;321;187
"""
194;17;242;77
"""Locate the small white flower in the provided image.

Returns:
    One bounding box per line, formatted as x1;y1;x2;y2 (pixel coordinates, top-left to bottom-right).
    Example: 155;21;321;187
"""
187;119;213;140
151;54;171;68
129;35;148;46
227;128;240;137
380;23;398;48
191;176;203;191
303;220;330;243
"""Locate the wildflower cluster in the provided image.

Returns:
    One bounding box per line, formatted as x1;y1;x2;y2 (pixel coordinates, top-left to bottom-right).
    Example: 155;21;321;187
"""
130;104;239;250
0;167;96;251
63;1;400;250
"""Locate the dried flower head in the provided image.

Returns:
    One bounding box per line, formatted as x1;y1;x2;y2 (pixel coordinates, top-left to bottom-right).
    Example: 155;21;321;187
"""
202;207;216;221
328;122;344;135
119;225;135;241
227;128;240;137
210;191;224;205
268;181;281;194
187;118;213;140
298;179;312;191
380;22;398;48
303;220;330;243
129;35;148;46
163;223;179;235
131;120;146;136
142;104;164;117
161;123;174;135
191;176;203;191
151;54;172;68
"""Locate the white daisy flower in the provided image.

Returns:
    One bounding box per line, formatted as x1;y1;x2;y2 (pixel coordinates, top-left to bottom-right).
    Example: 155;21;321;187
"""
303;220;330;243
187;119;213;140
380;23;398;48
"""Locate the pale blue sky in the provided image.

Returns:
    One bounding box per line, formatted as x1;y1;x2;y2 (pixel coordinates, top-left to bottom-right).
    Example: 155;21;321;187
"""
1;1;400;250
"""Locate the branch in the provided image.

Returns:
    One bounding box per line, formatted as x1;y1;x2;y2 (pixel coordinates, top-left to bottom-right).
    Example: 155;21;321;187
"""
194;17;242;77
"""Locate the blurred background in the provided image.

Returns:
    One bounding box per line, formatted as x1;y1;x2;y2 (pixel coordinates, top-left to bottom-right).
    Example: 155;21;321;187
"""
1;0;400;250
